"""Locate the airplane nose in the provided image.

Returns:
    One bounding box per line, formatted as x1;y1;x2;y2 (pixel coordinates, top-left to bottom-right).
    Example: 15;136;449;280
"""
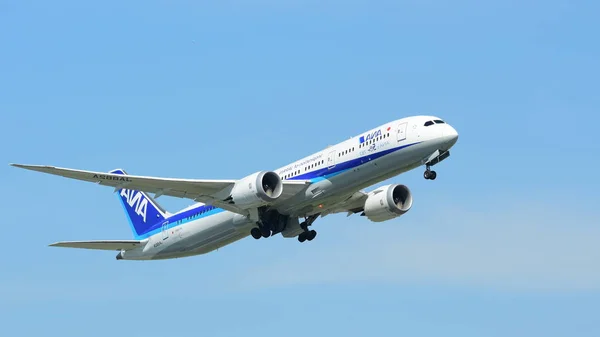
443;125;459;148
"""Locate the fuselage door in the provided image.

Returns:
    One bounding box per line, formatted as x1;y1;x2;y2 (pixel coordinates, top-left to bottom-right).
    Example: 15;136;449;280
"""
397;122;407;142
162;221;169;240
327;150;336;169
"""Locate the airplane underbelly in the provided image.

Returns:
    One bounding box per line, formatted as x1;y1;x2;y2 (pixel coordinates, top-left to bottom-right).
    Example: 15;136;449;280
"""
152;213;252;259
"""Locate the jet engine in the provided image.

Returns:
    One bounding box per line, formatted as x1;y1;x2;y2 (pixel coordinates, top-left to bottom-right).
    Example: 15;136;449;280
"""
363;184;413;222
229;171;283;208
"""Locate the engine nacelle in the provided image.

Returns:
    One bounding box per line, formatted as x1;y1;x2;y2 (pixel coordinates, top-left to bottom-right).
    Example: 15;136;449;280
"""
230;171;283;208
363;184;413;222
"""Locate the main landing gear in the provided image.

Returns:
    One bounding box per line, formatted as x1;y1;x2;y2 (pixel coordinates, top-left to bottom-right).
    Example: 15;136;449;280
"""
250;225;271;240
249;210;320;243
250;208;288;240
424;166;437;180
298;214;319;243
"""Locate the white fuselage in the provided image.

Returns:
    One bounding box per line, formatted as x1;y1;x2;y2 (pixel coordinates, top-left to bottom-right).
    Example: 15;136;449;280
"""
120;115;458;260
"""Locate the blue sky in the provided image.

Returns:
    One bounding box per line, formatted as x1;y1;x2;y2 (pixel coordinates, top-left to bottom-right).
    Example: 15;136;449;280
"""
1;1;599;336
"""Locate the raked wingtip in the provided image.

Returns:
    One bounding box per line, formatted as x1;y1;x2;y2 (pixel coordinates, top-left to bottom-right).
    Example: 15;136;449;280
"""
9;163;30;169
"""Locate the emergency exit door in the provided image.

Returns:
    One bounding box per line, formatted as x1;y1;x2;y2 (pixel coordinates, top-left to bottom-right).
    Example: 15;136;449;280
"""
397;123;407;142
327;150;336;169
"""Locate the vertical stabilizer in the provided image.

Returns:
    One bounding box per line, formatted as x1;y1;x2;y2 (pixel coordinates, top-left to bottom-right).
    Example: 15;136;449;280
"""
110;169;168;239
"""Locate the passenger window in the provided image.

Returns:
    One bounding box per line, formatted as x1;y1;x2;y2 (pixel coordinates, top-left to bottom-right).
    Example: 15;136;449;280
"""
424;121;434;126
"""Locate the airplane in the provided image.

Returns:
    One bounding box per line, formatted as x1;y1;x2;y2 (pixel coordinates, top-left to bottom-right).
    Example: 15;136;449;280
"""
10;115;458;261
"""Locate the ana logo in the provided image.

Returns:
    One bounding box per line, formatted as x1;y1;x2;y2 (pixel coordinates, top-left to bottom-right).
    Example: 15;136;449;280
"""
359;130;382;143
120;189;147;222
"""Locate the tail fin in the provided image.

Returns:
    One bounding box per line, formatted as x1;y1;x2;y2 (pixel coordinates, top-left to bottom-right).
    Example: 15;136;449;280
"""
110;169;168;239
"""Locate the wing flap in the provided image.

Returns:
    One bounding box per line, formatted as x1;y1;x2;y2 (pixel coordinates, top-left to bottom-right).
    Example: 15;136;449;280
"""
49;240;142;251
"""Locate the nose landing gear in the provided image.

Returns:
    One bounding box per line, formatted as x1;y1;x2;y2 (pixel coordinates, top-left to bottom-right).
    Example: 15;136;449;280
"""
424;166;437;180
422;149;449;181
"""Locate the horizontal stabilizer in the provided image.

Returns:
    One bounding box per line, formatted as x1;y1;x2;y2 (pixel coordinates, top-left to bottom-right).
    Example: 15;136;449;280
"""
49;240;142;251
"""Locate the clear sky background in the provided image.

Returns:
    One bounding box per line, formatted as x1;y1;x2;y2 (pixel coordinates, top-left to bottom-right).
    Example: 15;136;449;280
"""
1;1;599;336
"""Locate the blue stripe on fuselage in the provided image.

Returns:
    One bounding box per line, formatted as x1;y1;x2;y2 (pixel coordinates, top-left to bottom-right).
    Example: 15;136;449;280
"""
135;141;421;239
135;204;225;240
289;141;421;182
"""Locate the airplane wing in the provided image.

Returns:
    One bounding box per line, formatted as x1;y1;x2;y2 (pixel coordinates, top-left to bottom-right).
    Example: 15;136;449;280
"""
318;190;369;217
49;240;142;251
10;164;310;216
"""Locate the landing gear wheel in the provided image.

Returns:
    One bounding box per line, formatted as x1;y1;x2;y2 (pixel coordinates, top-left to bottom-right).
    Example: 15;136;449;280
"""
424;170;431;180
260;227;271;238
298;232;307;243
307;230;317;241
250;228;262;240
429;171;437;180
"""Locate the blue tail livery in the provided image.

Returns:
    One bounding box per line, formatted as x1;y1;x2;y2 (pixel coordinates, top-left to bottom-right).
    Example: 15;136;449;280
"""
110;169;168;239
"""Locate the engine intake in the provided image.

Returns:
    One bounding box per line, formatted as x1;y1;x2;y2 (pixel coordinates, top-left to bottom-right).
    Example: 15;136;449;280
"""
363;184;413;222
230;171;283;208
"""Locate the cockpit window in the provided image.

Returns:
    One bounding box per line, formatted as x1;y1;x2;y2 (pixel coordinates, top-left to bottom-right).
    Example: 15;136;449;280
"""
434;120;445;124
424;121;434;126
